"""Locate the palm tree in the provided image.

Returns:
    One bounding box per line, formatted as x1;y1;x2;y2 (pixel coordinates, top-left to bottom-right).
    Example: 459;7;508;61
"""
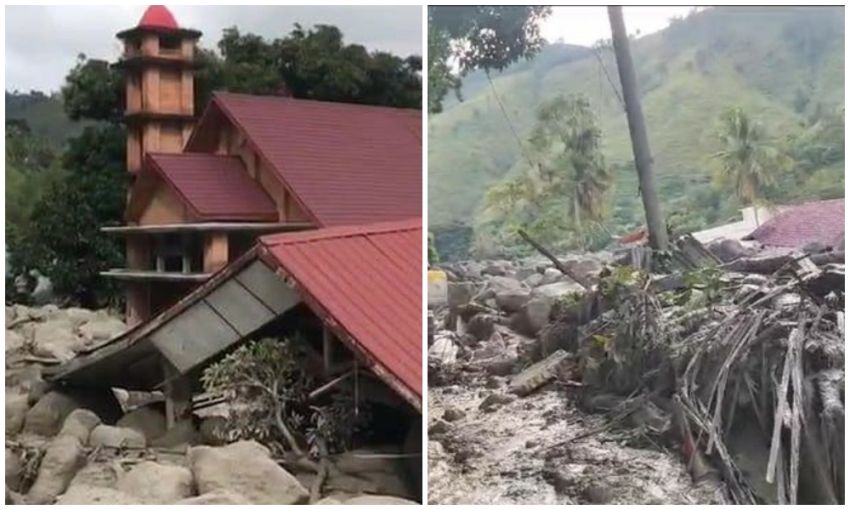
712;107;790;225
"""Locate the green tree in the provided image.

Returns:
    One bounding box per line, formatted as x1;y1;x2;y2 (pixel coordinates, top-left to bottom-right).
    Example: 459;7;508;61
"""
8;125;126;307
8;23;422;306
711;107;792;225
428;6;551;112
485;94;613;251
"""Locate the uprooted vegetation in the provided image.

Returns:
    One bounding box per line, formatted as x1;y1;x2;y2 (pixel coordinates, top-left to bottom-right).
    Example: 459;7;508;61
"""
429;235;844;504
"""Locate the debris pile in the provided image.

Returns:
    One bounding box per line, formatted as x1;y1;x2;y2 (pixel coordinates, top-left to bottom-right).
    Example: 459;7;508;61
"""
429;235;844;505
5;305;419;504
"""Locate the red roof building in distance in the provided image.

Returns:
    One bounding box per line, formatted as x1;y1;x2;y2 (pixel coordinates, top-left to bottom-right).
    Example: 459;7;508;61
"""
745;198;845;250
138;5;179;29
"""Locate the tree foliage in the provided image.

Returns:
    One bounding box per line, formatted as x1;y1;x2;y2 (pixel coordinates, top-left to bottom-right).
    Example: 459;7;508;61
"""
7;125;126;307
61;55;124;122
201;337;370;457
482;94;613;253
201;24;421;109
711;107;792;221
428;6;551;112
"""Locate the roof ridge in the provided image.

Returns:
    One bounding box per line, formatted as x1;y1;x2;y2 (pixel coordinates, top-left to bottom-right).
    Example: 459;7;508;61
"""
213;91;422;114
261;218;421;247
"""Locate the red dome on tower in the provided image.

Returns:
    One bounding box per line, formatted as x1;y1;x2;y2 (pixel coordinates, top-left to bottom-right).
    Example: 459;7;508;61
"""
137;5;179;30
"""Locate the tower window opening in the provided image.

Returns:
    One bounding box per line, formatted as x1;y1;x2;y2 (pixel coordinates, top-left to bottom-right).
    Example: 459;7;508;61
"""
159;35;181;54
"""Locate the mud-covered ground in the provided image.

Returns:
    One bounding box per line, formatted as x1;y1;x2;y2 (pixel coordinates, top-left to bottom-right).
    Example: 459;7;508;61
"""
428;374;726;505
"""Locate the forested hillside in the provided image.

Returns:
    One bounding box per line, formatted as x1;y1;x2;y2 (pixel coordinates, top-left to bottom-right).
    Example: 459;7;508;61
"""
429;6;844;259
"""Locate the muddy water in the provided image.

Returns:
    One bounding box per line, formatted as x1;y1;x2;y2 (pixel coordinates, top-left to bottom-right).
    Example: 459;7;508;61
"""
428;378;725;505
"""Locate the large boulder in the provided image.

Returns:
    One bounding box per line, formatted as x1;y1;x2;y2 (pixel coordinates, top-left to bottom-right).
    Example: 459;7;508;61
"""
31;319;81;362
116;461;194;503
25;389;122;437
532;281;585;301
78;316;125;344
6;449;22;492
62;307;97;327
27;435;86;504
510;298;553;337
116;404;166;442
56;485;142;505
177;490;253;504
495;288;531;314
199;416;228;446
5;329;25;353
540;267;566;285
465;314;495;342
89;425;146;449
707;238;751;262
6;390;29;435
188;440;309;504
68;461;120;489
7;364;49;405
58;409;101;444
561;258;604;283
483;276;524;297
23;391;80;437
446;282;476;311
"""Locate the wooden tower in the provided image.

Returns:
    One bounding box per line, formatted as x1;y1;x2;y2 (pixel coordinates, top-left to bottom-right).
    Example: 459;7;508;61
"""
113;6;202;325
116;5;200;176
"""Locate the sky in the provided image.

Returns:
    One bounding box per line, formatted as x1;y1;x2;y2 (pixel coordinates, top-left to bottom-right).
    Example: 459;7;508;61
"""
4;5;422;93
541;6;700;46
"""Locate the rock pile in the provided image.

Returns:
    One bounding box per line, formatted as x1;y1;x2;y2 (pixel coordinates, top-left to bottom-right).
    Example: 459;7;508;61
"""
5;304;419;505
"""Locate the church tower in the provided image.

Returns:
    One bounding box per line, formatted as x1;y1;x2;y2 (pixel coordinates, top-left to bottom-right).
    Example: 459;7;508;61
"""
115;5;200;178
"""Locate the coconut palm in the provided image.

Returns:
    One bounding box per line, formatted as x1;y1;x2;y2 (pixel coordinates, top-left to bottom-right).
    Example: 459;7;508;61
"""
712;107;790;225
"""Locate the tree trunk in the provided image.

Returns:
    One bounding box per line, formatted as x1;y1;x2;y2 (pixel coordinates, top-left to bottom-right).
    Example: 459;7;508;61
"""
607;6;669;251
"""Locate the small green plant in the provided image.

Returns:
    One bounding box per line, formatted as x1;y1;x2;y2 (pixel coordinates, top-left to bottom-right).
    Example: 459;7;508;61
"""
202;336;369;458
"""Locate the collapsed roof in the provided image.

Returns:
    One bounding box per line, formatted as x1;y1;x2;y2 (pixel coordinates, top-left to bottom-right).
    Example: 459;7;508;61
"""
47;219;422;410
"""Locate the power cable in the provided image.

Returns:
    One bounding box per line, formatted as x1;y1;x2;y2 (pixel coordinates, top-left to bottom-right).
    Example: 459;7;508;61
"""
485;70;537;170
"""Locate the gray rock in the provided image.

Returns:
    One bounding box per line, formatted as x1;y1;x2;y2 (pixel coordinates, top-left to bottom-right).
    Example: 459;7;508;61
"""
116;405;166;443
63;308;97;327
428;419;450;435
495;288;532;313
447;282;476;311
31;320;81;362
707;238;750;262
188;440;308;505
511;298;552;337
5;329;25;353
56;485;142;505
428;335;458;365
78;317;125;344
58;409;101;444
533;281;585;301
482;275;524;298
177;490;253;504
6;449;22;492
514;266;538;281
442;407;466;422
27;435;86;504
466;314;495;342
150;419;198;448
116;461;193;503
24;391;80;437
541;267;565;285
6;391;29;435
89;425;146;449
523;273;545;288
478;392;516;412
67;461;120;489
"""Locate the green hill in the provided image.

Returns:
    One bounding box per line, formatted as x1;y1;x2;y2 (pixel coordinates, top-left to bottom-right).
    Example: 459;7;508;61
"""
5;91;84;148
429;6;844;256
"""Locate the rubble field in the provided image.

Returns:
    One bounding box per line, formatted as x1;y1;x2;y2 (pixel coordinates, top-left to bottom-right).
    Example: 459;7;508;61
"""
428;236;844;505
5;304;418;505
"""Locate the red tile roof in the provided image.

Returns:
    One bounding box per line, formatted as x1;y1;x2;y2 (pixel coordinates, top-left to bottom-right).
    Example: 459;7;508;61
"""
259;219;422;406
147;153;278;221
190;93;422;227
745;198;845;249
138;5;179;29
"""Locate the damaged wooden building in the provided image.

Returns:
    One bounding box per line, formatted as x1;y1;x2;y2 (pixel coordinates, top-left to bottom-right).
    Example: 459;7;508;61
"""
46;5;422;498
